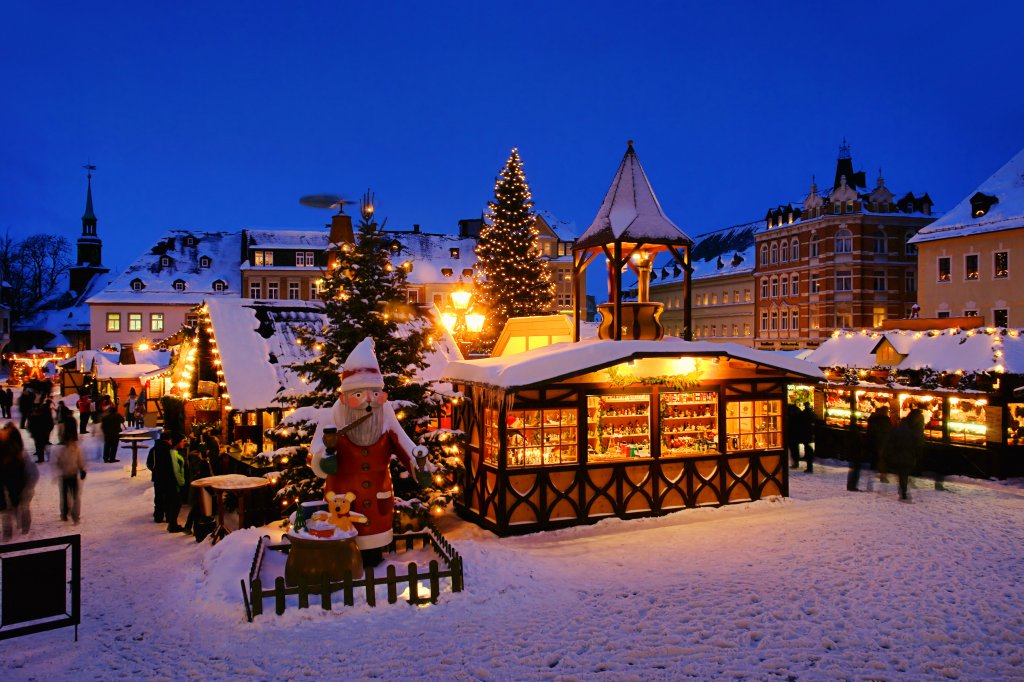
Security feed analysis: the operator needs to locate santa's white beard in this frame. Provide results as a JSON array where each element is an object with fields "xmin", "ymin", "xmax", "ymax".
[{"xmin": 341, "ymin": 403, "xmax": 385, "ymax": 446}]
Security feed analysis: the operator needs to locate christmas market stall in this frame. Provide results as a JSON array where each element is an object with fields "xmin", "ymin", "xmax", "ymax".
[
  {"xmin": 443, "ymin": 337, "xmax": 820, "ymax": 535},
  {"xmin": 805, "ymin": 327, "xmax": 1024, "ymax": 479}
]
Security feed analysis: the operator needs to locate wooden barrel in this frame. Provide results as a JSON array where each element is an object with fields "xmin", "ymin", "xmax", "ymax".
[{"xmin": 597, "ymin": 302, "xmax": 665, "ymax": 340}]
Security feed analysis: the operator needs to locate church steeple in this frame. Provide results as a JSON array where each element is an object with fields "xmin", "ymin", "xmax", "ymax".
[
  {"xmin": 82, "ymin": 163, "xmax": 97, "ymax": 236},
  {"xmin": 70, "ymin": 164, "xmax": 109, "ymax": 296}
]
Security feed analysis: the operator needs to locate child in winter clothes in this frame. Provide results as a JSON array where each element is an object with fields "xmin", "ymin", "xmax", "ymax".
[{"xmin": 55, "ymin": 429, "xmax": 87, "ymax": 523}]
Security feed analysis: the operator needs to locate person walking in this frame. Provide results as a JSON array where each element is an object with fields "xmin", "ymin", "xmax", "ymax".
[
  {"xmin": 125, "ymin": 388, "xmax": 138, "ymax": 428},
  {"xmin": 863, "ymin": 404, "xmax": 892, "ymax": 489},
  {"xmin": 3, "ymin": 388, "xmax": 13, "ymax": 419},
  {"xmin": 0, "ymin": 387, "xmax": 10, "ymax": 419},
  {"xmin": 182, "ymin": 435, "xmax": 213, "ymax": 537},
  {"xmin": 787, "ymin": 402, "xmax": 803, "ymax": 469},
  {"xmin": 76, "ymin": 393, "xmax": 92, "ymax": 434},
  {"xmin": 27, "ymin": 401, "xmax": 55, "ymax": 464},
  {"xmin": 17, "ymin": 389, "xmax": 34, "ymax": 430},
  {"xmin": 5, "ymin": 425, "xmax": 37, "ymax": 535},
  {"xmin": 799, "ymin": 402, "xmax": 816, "ymax": 473},
  {"xmin": 54, "ymin": 428, "xmax": 87, "ymax": 523},
  {"xmin": 887, "ymin": 416, "xmax": 919, "ymax": 502},
  {"xmin": 147, "ymin": 430, "xmax": 172, "ymax": 524},
  {"xmin": 100, "ymin": 405, "xmax": 125, "ymax": 463},
  {"xmin": 0, "ymin": 424, "xmax": 27, "ymax": 541}
]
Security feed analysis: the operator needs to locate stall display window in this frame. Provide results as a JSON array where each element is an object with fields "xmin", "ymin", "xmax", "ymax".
[
  {"xmin": 948, "ymin": 397, "xmax": 987, "ymax": 446},
  {"xmin": 1007, "ymin": 404, "xmax": 1024, "ymax": 446},
  {"xmin": 824, "ymin": 390, "xmax": 852, "ymax": 427},
  {"xmin": 660, "ymin": 391, "xmax": 719, "ymax": 456},
  {"xmin": 899, "ymin": 395, "xmax": 943, "ymax": 442},
  {"xmin": 725, "ymin": 400, "xmax": 782, "ymax": 451},
  {"xmin": 588, "ymin": 394, "xmax": 651, "ymax": 461},
  {"xmin": 854, "ymin": 391, "xmax": 891, "ymax": 428},
  {"xmin": 505, "ymin": 408, "xmax": 578, "ymax": 467},
  {"xmin": 484, "ymin": 407, "xmax": 500, "ymax": 466}
]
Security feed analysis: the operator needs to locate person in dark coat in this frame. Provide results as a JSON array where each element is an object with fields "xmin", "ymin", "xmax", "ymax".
[
  {"xmin": 100, "ymin": 406, "xmax": 125, "ymax": 463},
  {"xmin": 147, "ymin": 431, "xmax": 172, "ymax": 523},
  {"xmin": 851, "ymin": 405, "xmax": 891, "ymax": 491},
  {"xmin": 27, "ymin": 401, "xmax": 55, "ymax": 464},
  {"xmin": 0, "ymin": 388, "xmax": 10, "ymax": 419},
  {"xmin": 17, "ymin": 389, "xmax": 34, "ymax": 429},
  {"xmin": 151, "ymin": 432, "xmax": 186, "ymax": 532},
  {"xmin": 799, "ymin": 402, "xmax": 816, "ymax": 473},
  {"xmin": 182, "ymin": 435, "xmax": 214, "ymax": 537},
  {"xmin": 0, "ymin": 425, "xmax": 27, "ymax": 541},
  {"xmin": 787, "ymin": 402, "xmax": 803, "ymax": 469},
  {"xmin": 887, "ymin": 416, "xmax": 920, "ymax": 501},
  {"xmin": 76, "ymin": 393, "xmax": 92, "ymax": 434}
]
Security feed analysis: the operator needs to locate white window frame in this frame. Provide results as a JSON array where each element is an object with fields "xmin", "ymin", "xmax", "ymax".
[
  {"xmin": 128, "ymin": 313, "xmax": 142, "ymax": 332},
  {"xmin": 249, "ymin": 282, "xmax": 262, "ymax": 298},
  {"xmin": 835, "ymin": 229, "xmax": 853, "ymax": 254},
  {"xmin": 173, "ymin": 280, "xmax": 186, "ymax": 292},
  {"xmin": 836, "ymin": 271, "xmax": 852, "ymax": 291},
  {"xmin": 150, "ymin": 313, "xmax": 164, "ymax": 333},
  {"xmin": 288, "ymin": 282, "xmax": 300, "ymax": 300},
  {"xmin": 791, "ymin": 238, "xmax": 799, "ymax": 261},
  {"xmin": 267, "ymin": 282, "xmax": 280, "ymax": 299},
  {"xmin": 106, "ymin": 312, "xmax": 120, "ymax": 332}
]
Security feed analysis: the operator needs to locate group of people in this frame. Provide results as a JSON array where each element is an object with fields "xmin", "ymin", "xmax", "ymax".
[
  {"xmin": 852, "ymin": 402, "xmax": 928, "ymax": 501},
  {"xmin": 147, "ymin": 427, "xmax": 220, "ymax": 538}
]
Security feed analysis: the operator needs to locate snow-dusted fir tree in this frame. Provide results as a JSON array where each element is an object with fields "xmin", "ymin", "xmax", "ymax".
[
  {"xmin": 271, "ymin": 193, "xmax": 463, "ymax": 520},
  {"xmin": 474, "ymin": 148, "xmax": 556, "ymax": 350}
]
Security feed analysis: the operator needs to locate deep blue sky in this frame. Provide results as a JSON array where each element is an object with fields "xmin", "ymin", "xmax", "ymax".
[{"xmin": 4, "ymin": 1, "xmax": 1024, "ymax": 297}]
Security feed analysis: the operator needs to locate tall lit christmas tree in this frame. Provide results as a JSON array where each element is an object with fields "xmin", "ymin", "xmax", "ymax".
[
  {"xmin": 272, "ymin": 192, "xmax": 463, "ymax": 521},
  {"xmin": 474, "ymin": 148, "xmax": 556, "ymax": 350}
]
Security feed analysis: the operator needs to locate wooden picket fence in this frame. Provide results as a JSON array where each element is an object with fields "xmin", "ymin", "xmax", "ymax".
[{"xmin": 242, "ymin": 522, "xmax": 464, "ymax": 620}]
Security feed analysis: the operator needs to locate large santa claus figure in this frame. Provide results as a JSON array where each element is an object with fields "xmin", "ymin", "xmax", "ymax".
[{"xmin": 309, "ymin": 337, "xmax": 425, "ymax": 565}]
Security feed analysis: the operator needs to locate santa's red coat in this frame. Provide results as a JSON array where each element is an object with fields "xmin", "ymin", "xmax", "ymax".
[{"xmin": 323, "ymin": 429, "xmax": 416, "ymax": 549}]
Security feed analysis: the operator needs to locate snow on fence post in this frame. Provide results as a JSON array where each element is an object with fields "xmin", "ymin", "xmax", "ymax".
[
  {"xmin": 387, "ymin": 565, "xmax": 398, "ymax": 604},
  {"xmin": 274, "ymin": 577, "xmax": 286, "ymax": 615},
  {"xmin": 365, "ymin": 565, "xmax": 377, "ymax": 607}
]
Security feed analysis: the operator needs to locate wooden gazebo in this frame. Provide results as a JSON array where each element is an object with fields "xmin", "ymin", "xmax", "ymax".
[{"xmin": 572, "ymin": 141, "xmax": 694, "ymax": 341}]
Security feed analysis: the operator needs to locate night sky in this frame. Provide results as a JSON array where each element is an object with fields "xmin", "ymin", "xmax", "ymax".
[{"xmin": 4, "ymin": 1, "xmax": 1024, "ymax": 296}]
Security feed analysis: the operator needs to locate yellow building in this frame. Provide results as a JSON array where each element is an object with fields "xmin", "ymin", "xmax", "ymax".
[{"xmin": 911, "ymin": 147, "xmax": 1024, "ymax": 326}]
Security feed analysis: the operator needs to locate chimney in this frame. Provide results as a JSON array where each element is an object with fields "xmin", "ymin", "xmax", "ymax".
[
  {"xmin": 118, "ymin": 344, "xmax": 137, "ymax": 366},
  {"xmin": 413, "ymin": 224, "xmax": 420, "ymax": 233},
  {"xmin": 329, "ymin": 213, "xmax": 354, "ymax": 244}
]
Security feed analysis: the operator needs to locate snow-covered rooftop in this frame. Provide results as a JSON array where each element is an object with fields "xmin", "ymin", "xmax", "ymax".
[
  {"xmin": 245, "ymin": 229, "xmax": 329, "ymax": 249},
  {"xmin": 909, "ymin": 147, "xmax": 1024, "ymax": 244},
  {"xmin": 576, "ymin": 142, "xmax": 692, "ymax": 249},
  {"xmin": 806, "ymin": 327, "xmax": 1024, "ymax": 374},
  {"xmin": 443, "ymin": 337, "xmax": 820, "ymax": 390},
  {"xmin": 88, "ymin": 230, "xmax": 242, "ymax": 305},
  {"xmin": 388, "ymin": 232, "xmax": 480, "ymax": 285}
]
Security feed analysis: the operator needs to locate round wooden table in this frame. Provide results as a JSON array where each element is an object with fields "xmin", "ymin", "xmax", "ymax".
[
  {"xmin": 191, "ymin": 475, "xmax": 272, "ymax": 544},
  {"xmin": 119, "ymin": 430, "xmax": 156, "ymax": 477}
]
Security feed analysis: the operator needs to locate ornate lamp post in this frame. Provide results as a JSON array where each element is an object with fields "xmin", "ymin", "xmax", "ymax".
[{"xmin": 442, "ymin": 278, "xmax": 486, "ymax": 355}]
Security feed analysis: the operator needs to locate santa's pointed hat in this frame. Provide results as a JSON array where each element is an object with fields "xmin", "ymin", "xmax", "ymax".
[{"xmin": 341, "ymin": 337, "xmax": 384, "ymax": 392}]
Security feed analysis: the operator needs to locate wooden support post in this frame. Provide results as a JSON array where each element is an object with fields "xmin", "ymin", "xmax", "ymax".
[
  {"xmin": 387, "ymin": 565, "xmax": 398, "ymax": 604},
  {"xmin": 428, "ymin": 560, "xmax": 440, "ymax": 604},
  {"xmin": 251, "ymin": 577, "xmax": 262, "ymax": 616},
  {"xmin": 320, "ymin": 575, "xmax": 332, "ymax": 611},
  {"xmin": 365, "ymin": 565, "xmax": 376, "ymax": 607},
  {"xmin": 408, "ymin": 563, "xmax": 420, "ymax": 604},
  {"xmin": 275, "ymin": 577, "xmax": 286, "ymax": 616}
]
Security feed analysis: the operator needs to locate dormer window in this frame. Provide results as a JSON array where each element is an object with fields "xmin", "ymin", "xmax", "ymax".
[
  {"xmin": 970, "ymin": 192, "xmax": 998, "ymax": 218},
  {"xmin": 160, "ymin": 256, "xmax": 171, "ymax": 268},
  {"xmin": 185, "ymin": 236, "xmax": 195, "ymax": 247},
  {"xmin": 450, "ymin": 248, "xmax": 460, "ymax": 259},
  {"xmin": 441, "ymin": 267, "xmax": 454, "ymax": 278},
  {"xmin": 199, "ymin": 256, "xmax": 211, "ymax": 269},
  {"xmin": 462, "ymin": 268, "xmax": 474, "ymax": 279},
  {"xmin": 172, "ymin": 279, "xmax": 186, "ymax": 292},
  {"xmin": 130, "ymin": 278, "xmax": 145, "ymax": 291},
  {"xmin": 212, "ymin": 279, "xmax": 227, "ymax": 292}
]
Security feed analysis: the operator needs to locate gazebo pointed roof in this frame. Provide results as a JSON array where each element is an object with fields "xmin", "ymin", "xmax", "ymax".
[{"xmin": 576, "ymin": 141, "xmax": 692, "ymax": 250}]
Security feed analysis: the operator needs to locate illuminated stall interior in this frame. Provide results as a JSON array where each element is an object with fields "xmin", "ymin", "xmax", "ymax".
[{"xmin": 445, "ymin": 338, "xmax": 819, "ymax": 535}]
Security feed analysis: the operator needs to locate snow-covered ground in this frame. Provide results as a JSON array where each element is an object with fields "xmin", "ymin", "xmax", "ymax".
[{"xmin": 3, "ymin": 422, "xmax": 1024, "ymax": 680}]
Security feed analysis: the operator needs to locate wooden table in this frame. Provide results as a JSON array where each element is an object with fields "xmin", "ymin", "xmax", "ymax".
[
  {"xmin": 191, "ymin": 475, "xmax": 272, "ymax": 544},
  {"xmin": 119, "ymin": 431, "xmax": 156, "ymax": 477}
]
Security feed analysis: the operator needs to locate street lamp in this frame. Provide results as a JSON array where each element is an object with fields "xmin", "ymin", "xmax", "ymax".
[{"xmin": 442, "ymin": 278, "xmax": 486, "ymax": 354}]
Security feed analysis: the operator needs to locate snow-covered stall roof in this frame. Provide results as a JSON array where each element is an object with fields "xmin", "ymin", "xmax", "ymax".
[
  {"xmin": 576, "ymin": 142, "xmax": 693, "ymax": 250},
  {"xmin": 206, "ymin": 298, "xmax": 463, "ymax": 411},
  {"xmin": 88, "ymin": 230, "xmax": 242, "ymax": 305},
  {"xmin": 806, "ymin": 328, "xmax": 1024, "ymax": 374},
  {"xmin": 442, "ymin": 337, "xmax": 820, "ymax": 390},
  {"xmin": 909, "ymin": 146, "xmax": 1024, "ymax": 244}
]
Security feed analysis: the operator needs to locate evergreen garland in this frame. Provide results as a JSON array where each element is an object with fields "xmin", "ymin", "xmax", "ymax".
[{"xmin": 474, "ymin": 148, "xmax": 556, "ymax": 351}]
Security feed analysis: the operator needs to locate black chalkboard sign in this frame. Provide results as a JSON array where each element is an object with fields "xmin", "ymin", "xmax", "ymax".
[{"xmin": 0, "ymin": 535, "xmax": 80, "ymax": 641}]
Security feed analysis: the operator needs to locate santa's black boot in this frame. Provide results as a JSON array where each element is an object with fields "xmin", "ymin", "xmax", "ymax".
[{"xmin": 360, "ymin": 548, "xmax": 384, "ymax": 567}]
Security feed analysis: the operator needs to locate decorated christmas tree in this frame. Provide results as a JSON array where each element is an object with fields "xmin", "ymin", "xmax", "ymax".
[
  {"xmin": 272, "ymin": 192, "xmax": 462, "ymax": 521},
  {"xmin": 474, "ymin": 148, "xmax": 556, "ymax": 350}
]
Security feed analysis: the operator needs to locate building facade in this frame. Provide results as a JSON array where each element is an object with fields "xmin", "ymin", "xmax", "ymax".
[
  {"xmin": 911, "ymin": 147, "xmax": 1024, "ymax": 326},
  {"xmin": 754, "ymin": 142, "xmax": 935, "ymax": 350}
]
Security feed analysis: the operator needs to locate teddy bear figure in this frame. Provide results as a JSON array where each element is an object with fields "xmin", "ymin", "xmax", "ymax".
[{"xmin": 326, "ymin": 490, "xmax": 368, "ymax": 535}]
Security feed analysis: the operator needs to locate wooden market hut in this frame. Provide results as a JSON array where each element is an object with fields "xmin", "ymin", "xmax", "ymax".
[
  {"xmin": 806, "ymin": 327, "xmax": 1024, "ymax": 479},
  {"xmin": 444, "ymin": 338, "xmax": 820, "ymax": 535}
]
